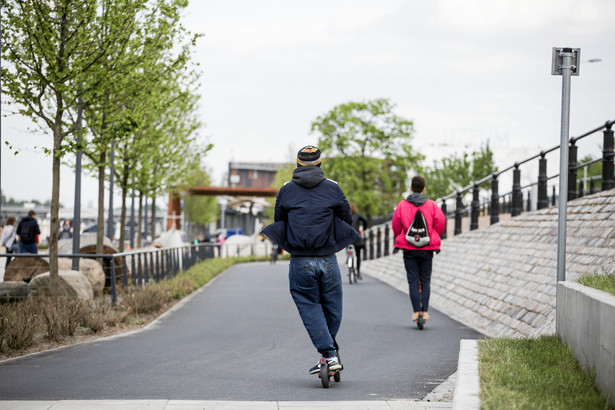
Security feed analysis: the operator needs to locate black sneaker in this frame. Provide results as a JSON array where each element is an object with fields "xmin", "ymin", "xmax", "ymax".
[{"xmin": 309, "ymin": 360, "xmax": 322, "ymax": 374}]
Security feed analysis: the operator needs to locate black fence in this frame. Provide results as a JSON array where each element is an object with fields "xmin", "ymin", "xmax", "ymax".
[
  {"xmin": 0, "ymin": 243, "xmax": 218, "ymax": 304},
  {"xmin": 362, "ymin": 119, "xmax": 614, "ymax": 260}
]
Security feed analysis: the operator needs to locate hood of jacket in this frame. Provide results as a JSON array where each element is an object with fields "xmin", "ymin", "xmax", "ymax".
[
  {"xmin": 405, "ymin": 192, "xmax": 428, "ymax": 207},
  {"xmin": 292, "ymin": 166, "xmax": 325, "ymax": 189}
]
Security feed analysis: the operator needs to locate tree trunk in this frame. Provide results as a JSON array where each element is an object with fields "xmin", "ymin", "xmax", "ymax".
[
  {"xmin": 96, "ymin": 155, "xmax": 106, "ymax": 258},
  {"xmin": 119, "ymin": 165, "xmax": 129, "ymax": 252},
  {"xmin": 137, "ymin": 192, "xmax": 143, "ymax": 248},
  {"xmin": 49, "ymin": 123, "xmax": 63, "ymax": 299},
  {"xmin": 151, "ymin": 195, "xmax": 156, "ymax": 239}
]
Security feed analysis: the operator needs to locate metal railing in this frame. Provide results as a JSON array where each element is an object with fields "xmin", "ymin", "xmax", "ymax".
[
  {"xmin": 361, "ymin": 119, "xmax": 614, "ymax": 260},
  {"xmin": 0, "ymin": 243, "xmax": 219, "ymax": 304}
]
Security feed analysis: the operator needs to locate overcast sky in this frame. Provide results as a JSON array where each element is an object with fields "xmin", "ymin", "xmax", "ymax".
[{"xmin": 1, "ymin": 0, "xmax": 614, "ymax": 208}]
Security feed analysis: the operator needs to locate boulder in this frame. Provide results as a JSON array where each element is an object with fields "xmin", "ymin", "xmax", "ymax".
[
  {"xmin": 57, "ymin": 258, "xmax": 105, "ymax": 297},
  {"xmin": 3, "ymin": 257, "xmax": 49, "ymax": 283},
  {"xmin": 29, "ymin": 271, "xmax": 94, "ymax": 301},
  {"xmin": 58, "ymin": 233, "xmax": 127, "ymax": 289},
  {"xmin": 0, "ymin": 281, "xmax": 30, "ymax": 304},
  {"xmin": 57, "ymin": 232, "xmax": 114, "ymax": 254}
]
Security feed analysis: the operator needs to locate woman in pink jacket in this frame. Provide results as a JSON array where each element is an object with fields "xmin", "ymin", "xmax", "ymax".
[{"xmin": 392, "ymin": 176, "xmax": 446, "ymax": 326}]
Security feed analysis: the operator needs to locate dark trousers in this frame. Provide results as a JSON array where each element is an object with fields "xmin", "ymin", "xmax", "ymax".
[
  {"xmin": 355, "ymin": 245, "xmax": 364, "ymax": 272},
  {"xmin": 5, "ymin": 250, "xmax": 14, "ymax": 268},
  {"xmin": 402, "ymin": 250, "xmax": 434, "ymax": 312}
]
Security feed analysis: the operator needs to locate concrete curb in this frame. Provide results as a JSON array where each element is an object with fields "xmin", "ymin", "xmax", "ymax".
[{"xmin": 452, "ymin": 339, "xmax": 480, "ymax": 410}]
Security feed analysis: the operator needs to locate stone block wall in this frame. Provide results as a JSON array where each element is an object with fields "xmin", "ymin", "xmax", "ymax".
[
  {"xmin": 362, "ymin": 188, "xmax": 615, "ymax": 338},
  {"xmin": 557, "ymin": 281, "xmax": 615, "ymax": 406}
]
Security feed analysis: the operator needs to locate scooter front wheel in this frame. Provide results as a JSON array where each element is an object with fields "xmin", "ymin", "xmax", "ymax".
[{"xmin": 319, "ymin": 359, "xmax": 330, "ymax": 388}]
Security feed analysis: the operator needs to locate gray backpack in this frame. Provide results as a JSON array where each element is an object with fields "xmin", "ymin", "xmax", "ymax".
[{"xmin": 405, "ymin": 208, "xmax": 430, "ymax": 248}]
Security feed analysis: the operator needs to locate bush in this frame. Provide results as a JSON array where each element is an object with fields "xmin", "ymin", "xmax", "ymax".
[
  {"xmin": 40, "ymin": 297, "xmax": 87, "ymax": 341},
  {"xmin": 0, "ymin": 300, "xmax": 40, "ymax": 352},
  {"xmin": 119, "ymin": 283, "xmax": 173, "ymax": 316}
]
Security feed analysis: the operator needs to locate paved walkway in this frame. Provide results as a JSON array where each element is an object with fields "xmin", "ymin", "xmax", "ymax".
[
  {"xmin": 0, "ymin": 259, "xmax": 481, "ymax": 409},
  {"xmin": 0, "ymin": 400, "xmax": 454, "ymax": 409}
]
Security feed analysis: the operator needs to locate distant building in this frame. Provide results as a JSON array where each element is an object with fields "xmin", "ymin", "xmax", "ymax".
[
  {"xmin": 222, "ymin": 162, "xmax": 290, "ymax": 236},
  {"xmin": 228, "ymin": 162, "xmax": 290, "ymax": 188}
]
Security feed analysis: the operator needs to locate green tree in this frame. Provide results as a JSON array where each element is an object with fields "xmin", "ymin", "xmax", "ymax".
[
  {"xmin": 182, "ymin": 166, "xmax": 218, "ymax": 226},
  {"xmin": 310, "ymin": 99, "xmax": 422, "ymax": 223},
  {"xmin": 1, "ymin": 0, "xmax": 143, "ymax": 296},
  {"xmin": 424, "ymin": 142, "xmax": 498, "ymax": 200},
  {"xmin": 77, "ymin": 0, "xmax": 200, "ymax": 252}
]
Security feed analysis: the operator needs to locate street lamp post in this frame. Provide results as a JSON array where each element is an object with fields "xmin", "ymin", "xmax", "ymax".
[{"xmin": 551, "ymin": 47, "xmax": 580, "ymax": 332}]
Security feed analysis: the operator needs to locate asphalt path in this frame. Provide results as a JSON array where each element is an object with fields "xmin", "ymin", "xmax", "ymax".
[{"xmin": 0, "ymin": 258, "xmax": 481, "ymax": 401}]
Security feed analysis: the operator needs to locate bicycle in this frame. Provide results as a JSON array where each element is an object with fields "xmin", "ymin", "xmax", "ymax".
[
  {"xmin": 270, "ymin": 244, "xmax": 279, "ymax": 264},
  {"xmin": 346, "ymin": 244, "xmax": 358, "ymax": 284}
]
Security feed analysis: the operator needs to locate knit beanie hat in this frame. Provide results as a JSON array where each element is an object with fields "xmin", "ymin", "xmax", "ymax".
[{"xmin": 296, "ymin": 145, "xmax": 322, "ymax": 167}]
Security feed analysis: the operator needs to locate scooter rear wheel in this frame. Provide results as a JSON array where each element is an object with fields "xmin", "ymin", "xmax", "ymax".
[{"xmin": 416, "ymin": 314, "xmax": 424, "ymax": 330}]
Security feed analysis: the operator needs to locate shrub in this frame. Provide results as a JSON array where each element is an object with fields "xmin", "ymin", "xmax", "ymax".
[
  {"xmin": 119, "ymin": 284, "xmax": 172, "ymax": 316},
  {"xmin": 0, "ymin": 300, "xmax": 40, "ymax": 352},
  {"xmin": 40, "ymin": 297, "xmax": 86, "ymax": 341}
]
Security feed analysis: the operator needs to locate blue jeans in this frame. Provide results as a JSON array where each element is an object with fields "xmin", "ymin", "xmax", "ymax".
[
  {"xmin": 20, "ymin": 242, "xmax": 38, "ymax": 254},
  {"xmin": 403, "ymin": 250, "xmax": 433, "ymax": 312},
  {"xmin": 289, "ymin": 254, "xmax": 342, "ymax": 358}
]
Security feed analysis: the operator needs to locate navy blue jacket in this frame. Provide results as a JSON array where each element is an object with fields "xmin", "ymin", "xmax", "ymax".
[{"xmin": 262, "ymin": 166, "xmax": 359, "ymax": 256}]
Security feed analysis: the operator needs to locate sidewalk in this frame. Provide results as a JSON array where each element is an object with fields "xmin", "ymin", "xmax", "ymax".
[
  {"xmin": 0, "ymin": 400, "xmax": 453, "ymax": 409},
  {"xmin": 0, "ymin": 256, "xmax": 481, "ymax": 410}
]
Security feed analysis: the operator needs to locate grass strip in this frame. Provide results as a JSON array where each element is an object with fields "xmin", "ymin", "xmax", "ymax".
[
  {"xmin": 478, "ymin": 335, "xmax": 613, "ymax": 409},
  {"xmin": 577, "ymin": 273, "xmax": 615, "ymax": 297}
]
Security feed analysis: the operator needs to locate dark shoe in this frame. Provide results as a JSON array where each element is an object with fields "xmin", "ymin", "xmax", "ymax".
[{"xmin": 309, "ymin": 361, "xmax": 321, "ymax": 375}]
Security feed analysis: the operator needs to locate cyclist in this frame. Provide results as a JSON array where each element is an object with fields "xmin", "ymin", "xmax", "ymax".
[{"xmin": 349, "ymin": 203, "xmax": 367, "ymax": 279}]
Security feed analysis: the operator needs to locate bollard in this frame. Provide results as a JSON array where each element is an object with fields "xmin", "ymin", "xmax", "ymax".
[
  {"xmin": 512, "ymin": 164, "xmax": 522, "ymax": 217},
  {"xmin": 552, "ymin": 185, "xmax": 557, "ymax": 206},
  {"xmin": 538, "ymin": 154, "xmax": 548, "ymax": 209},
  {"xmin": 122, "ymin": 257, "xmax": 128, "ymax": 288},
  {"xmin": 470, "ymin": 184, "xmax": 479, "ymax": 230},
  {"xmin": 369, "ymin": 229, "xmax": 375, "ymax": 260},
  {"xmin": 441, "ymin": 200, "xmax": 448, "ymax": 239},
  {"xmin": 490, "ymin": 175, "xmax": 499, "ymax": 225},
  {"xmin": 144, "ymin": 250, "xmax": 150, "ymax": 283},
  {"xmin": 131, "ymin": 254, "xmax": 137, "ymax": 287},
  {"xmin": 602, "ymin": 122, "xmax": 614, "ymax": 191},
  {"xmin": 568, "ymin": 139, "xmax": 578, "ymax": 201},
  {"xmin": 110, "ymin": 257, "xmax": 117, "ymax": 305},
  {"xmin": 384, "ymin": 224, "xmax": 390, "ymax": 256},
  {"xmin": 454, "ymin": 192, "xmax": 463, "ymax": 235}
]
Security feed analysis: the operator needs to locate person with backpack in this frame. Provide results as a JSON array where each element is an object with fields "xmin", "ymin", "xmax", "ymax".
[
  {"xmin": 392, "ymin": 176, "xmax": 445, "ymax": 326},
  {"xmin": 16, "ymin": 210, "xmax": 41, "ymax": 254},
  {"xmin": 262, "ymin": 145, "xmax": 359, "ymax": 376}
]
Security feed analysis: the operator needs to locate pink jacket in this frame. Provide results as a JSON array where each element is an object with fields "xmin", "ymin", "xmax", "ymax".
[{"xmin": 392, "ymin": 194, "xmax": 446, "ymax": 251}]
